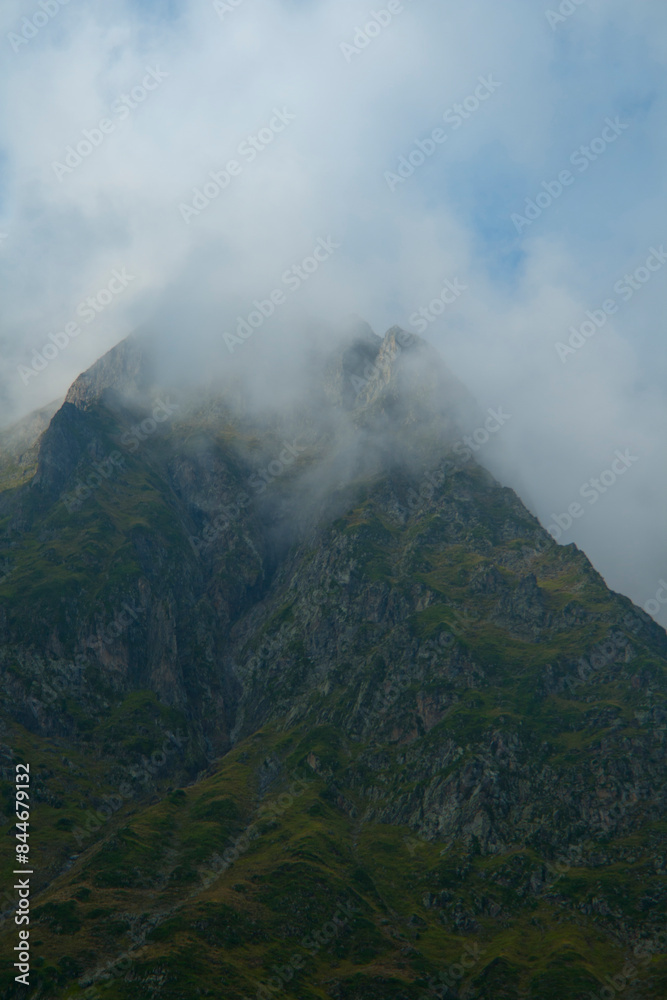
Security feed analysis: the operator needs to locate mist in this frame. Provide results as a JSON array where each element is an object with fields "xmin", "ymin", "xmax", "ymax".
[{"xmin": 0, "ymin": 0, "xmax": 666, "ymax": 623}]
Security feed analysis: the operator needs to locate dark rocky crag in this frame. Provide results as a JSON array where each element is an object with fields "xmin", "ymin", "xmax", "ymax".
[{"xmin": 0, "ymin": 325, "xmax": 664, "ymax": 999}]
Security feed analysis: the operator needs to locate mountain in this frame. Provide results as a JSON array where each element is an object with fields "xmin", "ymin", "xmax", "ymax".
[
  {"xmin": 0, "ymin": 326, "xmax": 665, "ymax": 1000},
  {"xmin": 0, "ymin": 399, "xmax": 62, "ymax": 494}
]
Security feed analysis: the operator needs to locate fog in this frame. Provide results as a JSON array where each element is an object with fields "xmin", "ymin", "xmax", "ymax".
[{"xmin": 0, "ymin": 0, "xmax": 666, "ymax": 622}]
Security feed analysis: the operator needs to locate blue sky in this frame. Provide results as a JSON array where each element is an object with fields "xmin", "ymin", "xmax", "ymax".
[{"xmin": 0, "ymin": 0, "xmax": 666, "ymax": 620}]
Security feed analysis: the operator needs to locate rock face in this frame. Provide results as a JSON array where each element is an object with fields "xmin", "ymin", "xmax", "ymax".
[
  {"xmin": 63, "ymin": 334, "xmax": 155, "ymax": 411},
  {"xmin": 0, "ymin": 397, "xmax": 62, "ymax": 492},
  {"xmin": 0, "ymin": 325, "xmax": 665, "ymax": 999}
]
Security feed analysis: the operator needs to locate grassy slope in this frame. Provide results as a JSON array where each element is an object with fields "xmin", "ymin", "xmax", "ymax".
[
  {"xmin": 0, "ymin": 723, "xmax": 664, "ymax": 999},
  {"xmin": 0, "ymin": 416, "xmax": 665, "ymax": 997}
]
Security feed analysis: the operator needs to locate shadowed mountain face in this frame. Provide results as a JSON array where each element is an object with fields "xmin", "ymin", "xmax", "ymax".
[
  {"xmin": 0, "ymin": 398, "xmax": 62, "ymax": 494},
  {"xmin": 0, "ymin": 327, "xmax": 665, "ymax": 999}
]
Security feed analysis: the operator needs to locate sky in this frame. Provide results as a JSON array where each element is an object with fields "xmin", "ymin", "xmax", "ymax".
[{"xmin": 0, "ymin": 0, "xmax": 666, "ymax": 622}]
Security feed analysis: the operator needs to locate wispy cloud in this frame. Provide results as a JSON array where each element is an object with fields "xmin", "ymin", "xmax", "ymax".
[{"xmin": 0, "ymin": 0, "xmax": 666, "ymax": 622}]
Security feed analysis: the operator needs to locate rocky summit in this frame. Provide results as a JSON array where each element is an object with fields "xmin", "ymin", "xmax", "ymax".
[{"xmin": 0, "ymin": 324, "xmax": 665, "ymax": 1000}]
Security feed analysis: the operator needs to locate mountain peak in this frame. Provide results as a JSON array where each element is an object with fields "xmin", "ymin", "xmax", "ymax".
[{"xmin": 64, "ymin": 332, "xmax": 155, "ymax": 411}]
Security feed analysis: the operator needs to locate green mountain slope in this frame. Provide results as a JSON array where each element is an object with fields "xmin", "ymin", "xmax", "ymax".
[{"xmin": 0, "ymin": 327, "xmax": 664, "ymax": 999}]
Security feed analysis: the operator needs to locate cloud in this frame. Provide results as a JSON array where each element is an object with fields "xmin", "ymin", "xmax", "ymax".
[{"xmin": 0, "ymin": 0, "xmax": 666, "ymax": 621}]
